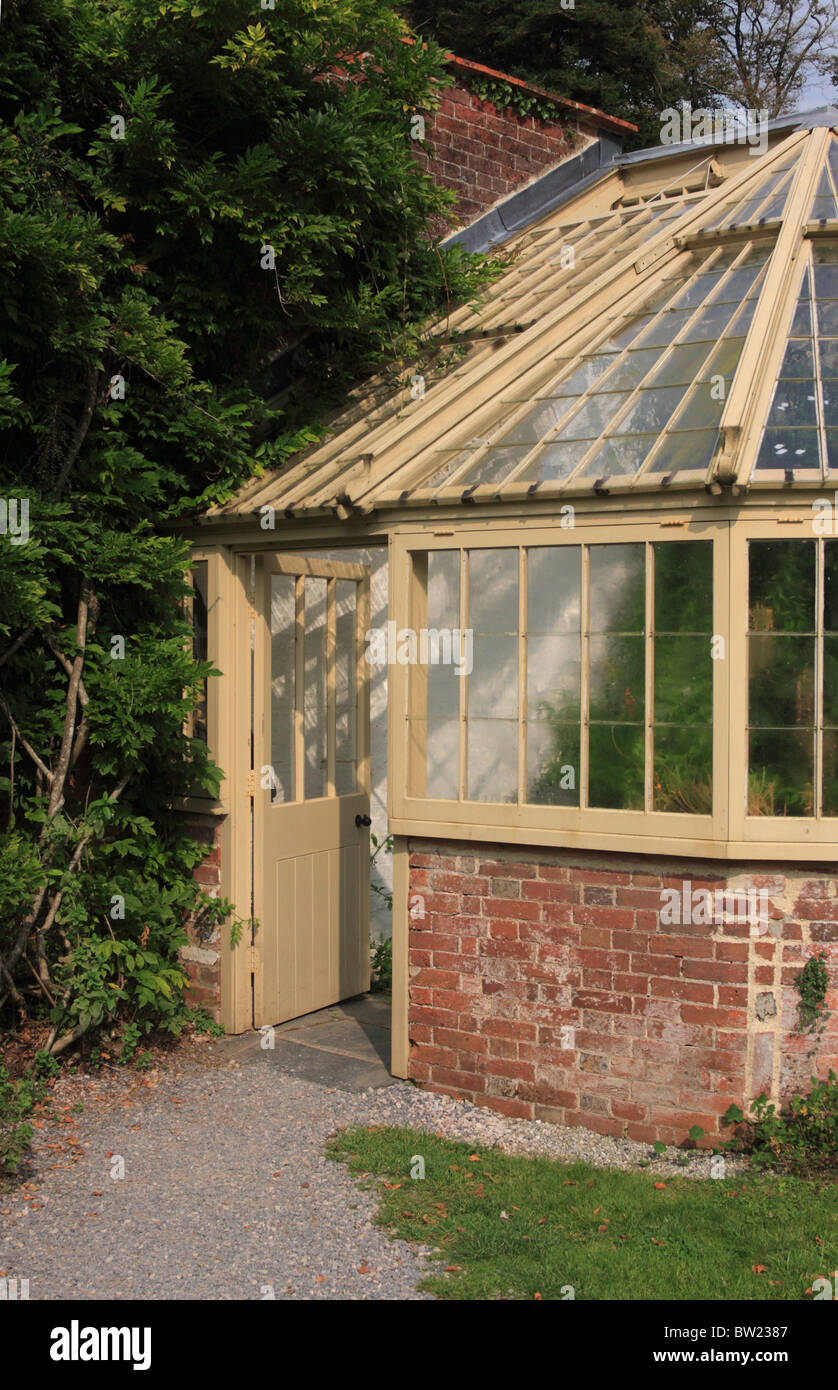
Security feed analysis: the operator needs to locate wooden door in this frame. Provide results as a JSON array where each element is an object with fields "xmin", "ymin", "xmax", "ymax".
[{"xmin": 252, "ymin": 555, "xmax": 371, "ymax": 1026}]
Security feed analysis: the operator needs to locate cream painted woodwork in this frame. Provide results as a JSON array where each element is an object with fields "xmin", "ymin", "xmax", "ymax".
[{"xmin": 252, "ymin": 554, "xmax": 371, "ymax": 1026}]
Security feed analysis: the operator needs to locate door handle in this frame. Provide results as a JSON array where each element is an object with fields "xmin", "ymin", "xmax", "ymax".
[{"xmin": 355, "ymin": 814, "xmax": 371, "ymax": 827}]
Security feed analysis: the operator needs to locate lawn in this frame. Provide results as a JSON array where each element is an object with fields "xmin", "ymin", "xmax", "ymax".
[{"xmin": 328, "ymin": 1126, "xmax": 838, "ymax": 1300}]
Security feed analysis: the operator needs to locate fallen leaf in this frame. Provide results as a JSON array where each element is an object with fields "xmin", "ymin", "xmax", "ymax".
[
  {"xmin": 468, "ymin": 1155, "xmax": 481, "ymax": 1162},
  {"xmin": 597, "ymin": 1224, "xmax": 608, "ymax": 1234},
  {"xmin": 593, "ymin": 1206, "xmax": 602, "ymax": 1215},
  {"xmin": 534, "ymin": 1292, "xmax": 542, "ymax": 1301},
  {"xmin": 752, "ymin": 1264, "xmax": 766, "ymax": 1274},
  {"xmin": 654, "ymin": 1182, "xmax": 666, "ymax": 1190},
  {"xmin": 315, "ymin": 1276, "xmax": 326, "ymax": 1284},
  {"xmin": 358, "ymin": 1263, "xmax": 371, "ymax": 1274}
]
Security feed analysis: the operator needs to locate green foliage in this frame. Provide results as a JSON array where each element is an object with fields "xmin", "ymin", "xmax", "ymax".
[
  {"xmin": 371, "ymin": 935, "xmax": 393, "ymax": 993},
  {"xmin": 0, "ymin": 0, "xmax": 485, "ymax": 1054},
  {"xmin": 467, "ymin": 76, "xmax": 579, "ymax": 132},
  {"xmin": 407, "ymin": 0, "xmax": 727, "ymax": 150},
  {"xmin": 724, "ymin": 1072, "xmax": 838, "ymax": 1173},
  {"xmin": 794, "ymin": 952, "xmax": 830, "ymax": 1036},
  {"xmin": 370, "ymin": 831, "xmax": 394, "ymax": 914},
  {"xmin": 0, "ymin": 1058, "xmax": 54, "ymax": 1174}
]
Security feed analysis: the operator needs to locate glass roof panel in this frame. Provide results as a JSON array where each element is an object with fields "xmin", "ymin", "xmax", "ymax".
[
  {"xmin": 753, "ymin": 243, "xmax": 838, "ymax": 482},
  {"xmin": 704, "ymin": 157, "xmax": 799, "ymax": 231},
  {"xmin": 652, "ymin": 429, "xmax": 720, "ymax": 475},
  {"xmin": 480, "ymin": 244, "xmax": 766, "ymax": 491},
  {"xmin": 810, "ymin": 168, "xmax": 838, "ymax": 222}
]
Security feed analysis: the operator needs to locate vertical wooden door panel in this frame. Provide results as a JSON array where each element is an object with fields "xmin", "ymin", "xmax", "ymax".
[{"xmin": 254, "ymin": 555, "xmax": 371, "ymax": 1027}]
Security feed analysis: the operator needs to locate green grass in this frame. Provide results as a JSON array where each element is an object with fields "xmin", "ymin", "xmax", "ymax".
[{"xmin": 327, "ymin": 1126, "xmax": 838, "ymax": 1300}]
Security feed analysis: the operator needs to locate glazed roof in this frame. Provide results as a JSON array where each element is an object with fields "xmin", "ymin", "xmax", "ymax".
[{"xmin": 210, "ymin": 117, "xmax": 838, "ymax": 521}]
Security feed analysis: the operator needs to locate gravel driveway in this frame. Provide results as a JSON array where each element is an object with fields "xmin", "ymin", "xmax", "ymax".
[{"xmin": 0, "ymin": 1033, "xmax": 734, "ymax": 1301}]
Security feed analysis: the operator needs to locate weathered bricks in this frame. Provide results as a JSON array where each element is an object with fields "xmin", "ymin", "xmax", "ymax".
[{"xmin": 406, "ymin": 840, "xmax": 838, "ymax": 1144}]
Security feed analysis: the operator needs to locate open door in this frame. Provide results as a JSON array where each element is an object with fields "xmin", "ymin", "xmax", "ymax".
[{"xmin": 252, "ymin": 554, "xmax": 371, "ymax": 1027}]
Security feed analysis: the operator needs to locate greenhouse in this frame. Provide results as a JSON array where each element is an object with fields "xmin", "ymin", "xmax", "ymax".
[{"xmin": 184, "ymin": 110, "xmax": 838, "ymax": 1143}]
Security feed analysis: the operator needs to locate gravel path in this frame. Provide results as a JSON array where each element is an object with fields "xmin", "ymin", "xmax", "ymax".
[{"xmin": 0, "ymin": 1046, "xmax": 740, "ymax": 1301}]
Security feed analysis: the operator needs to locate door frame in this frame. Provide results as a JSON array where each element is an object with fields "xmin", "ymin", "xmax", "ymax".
[{"xmin": 250, "ymin": 551, "xmax": 372, "ymax": 1027}]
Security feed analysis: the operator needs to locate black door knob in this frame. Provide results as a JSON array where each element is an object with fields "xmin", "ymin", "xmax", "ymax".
[{"xmin": 355, "ymin": 813, "xmax": 371, "ymax": 827}]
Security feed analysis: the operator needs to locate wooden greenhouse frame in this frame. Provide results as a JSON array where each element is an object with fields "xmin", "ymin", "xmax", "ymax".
[{"xmin": 181, "ymin": 117, "xmax": 838, "ymax": 1070}]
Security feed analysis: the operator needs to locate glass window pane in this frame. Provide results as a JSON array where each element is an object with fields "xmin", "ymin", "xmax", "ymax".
[
  {"xmin": 527, "ymin": 547, "xmax": 581, "ymax": 633},
  {"xmin": 590, "ymin": 545, "xmax": 644, "ymax": 632},
  {"xmin": 471, "ymin": 634, "xmax": 518, "ymax": 719},
  {"xmin": 590, "ymin": 349, "xmax": 660, "ymax": 391},
  {"xmin": 589, "ymin": 635, "xmax": 645, "ymax": 722},
  {"xmin": 653, "ymin": 727, "xmax": 712, "ymax": 814},
  {"xmin": 335, "ymin": 579, "xmax": 357, "ymax": 795},
  {"xmin": 190, "ymin": 561, "xmax": 208, "ymax": 746},
  {"xmin": 647, "ymin": 341, "xmax": 711, "ymax": 387},
  {"xmin": 610, "ymin": 386, "xmax": 685, "ymax": 435},
  {"xmin": 518, "ymin": 438, "xmax": 591, "ymax": 483},
  {"xmin": 748, "ymin": 636, "xmax": 815, "ymax": 727},
  {"xmin": 766, "ymin": 379, "xmax": 819, "ymax": 427},
  {"xmin": 527, "ymin": 723, "xmax": 580, "ymax": 806},
  {"xmin": 579, "ymin": 434, "xmax": 653, "ymax": 478},
  {"xmin": 588, "ymin": 724, "xmax": 644, "ymax": 809},
  {"xmin": 467, "ymin": 549, "xmax": 518, "ymax": 802},
  {"xmin": 825, "ymin": 542, "xmax": 838, "ymax": 632},
  {"xmin": 426, "ymin": 550, "xmax": 461, "ymax": 719},
  {"xmin": 303, "ymin": 576, "xmax": 327, "ymax": 800},
  {"xmin": 822, "ymin": 731, "xmax": 838, "ymax": 816},
  {"xmin": 470, "ymin": 549, "xmax": 518, "ymax": 632},
  {"xmin": 654, "ymin": 541, "xmax": 713, "ymax": 632},
  {"xmin": 756, "ymin": 428, "xmax": 821, "ymax": 471},
  {"xmin": 651, "ymin": 429, "xmax": 719, "ymax": 476},
  {"xmin": 654, "ymin": 636, "xmax": 713, "ymax": 724},
  {"xmin": 468, "ymin": 720, "xmax": 517, "ymax": 803},
  {"xmin": 426, "ymin": 720, "xmax": 459, "ymax": 800},
  {"xmin": 748, "ymin": 540, "xmax": 816, "ymax": 631},
  {"xmin": 270, "ymin": 572, "xmax": 296, "ymax": 803},
  {"xmin": 527, "ymin": 634, "xmax": 581, "ymax": 721},
  {"xmin": 748, "ymin": 728, "xmax": 814, "ymax": 816}
]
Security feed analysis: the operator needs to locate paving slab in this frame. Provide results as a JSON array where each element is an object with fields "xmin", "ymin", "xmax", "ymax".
[{"xmin": 217, "ymin": 993, "xmax": 394, "ymax": 1091}]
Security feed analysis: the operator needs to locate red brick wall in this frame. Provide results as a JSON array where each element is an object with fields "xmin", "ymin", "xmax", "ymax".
[
  {"xmin": 407, "ymin": 840, "xmax": 838, "ymax": 1145},
  {"xmin": 182, "ymin": 813, "xmax": 225, "ymax": 1021},
  {"xmin": 413, "ymin": 84, "xmax": 595, "ymax": 229}
]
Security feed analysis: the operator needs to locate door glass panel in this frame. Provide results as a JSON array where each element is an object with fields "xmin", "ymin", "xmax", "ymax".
[
  {"xmin": 335, "ymin": 579, "xmax": 357, "ymax": 795},
  {"xmin": 304, "ymin": 576, "xmax": 327, "ymax": 800},
  {"xmin": 270, "ymin": 573, "xmax": 296, "ymax": 803}
]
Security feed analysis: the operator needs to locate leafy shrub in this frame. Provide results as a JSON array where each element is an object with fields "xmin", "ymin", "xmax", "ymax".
[
  {"xmin": 371, "ymin": 936, "xmax": 393, "ymax": 994},
  {"xmin": 0, "ymin": 1055, "xmax": 55, "ymax": 1175},
  {"xmin": 724, "ymin": 1072, "xmax": 838, "ymax": 1173}
]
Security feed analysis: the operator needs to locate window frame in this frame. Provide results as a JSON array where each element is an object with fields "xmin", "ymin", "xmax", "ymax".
[
  {"xmin": 389, "ymin": 518, "xmax": 729, "ymax": 856},
  {"xmin": 731, "ymin": 513, "xmax": 838, "ymax": 846},
  {"xmin": 179, "ymin": 545, "xmax": 231, "ymax": 814}
]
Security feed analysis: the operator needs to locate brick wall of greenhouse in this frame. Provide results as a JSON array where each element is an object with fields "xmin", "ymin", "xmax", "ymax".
[
  {"xmin": 406, "ymin": 839, "xmax": 838, "ymax": 1145},
  {"xmin": 413, "ymin": 80, "xmax": 597, "ymax": 230}
]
